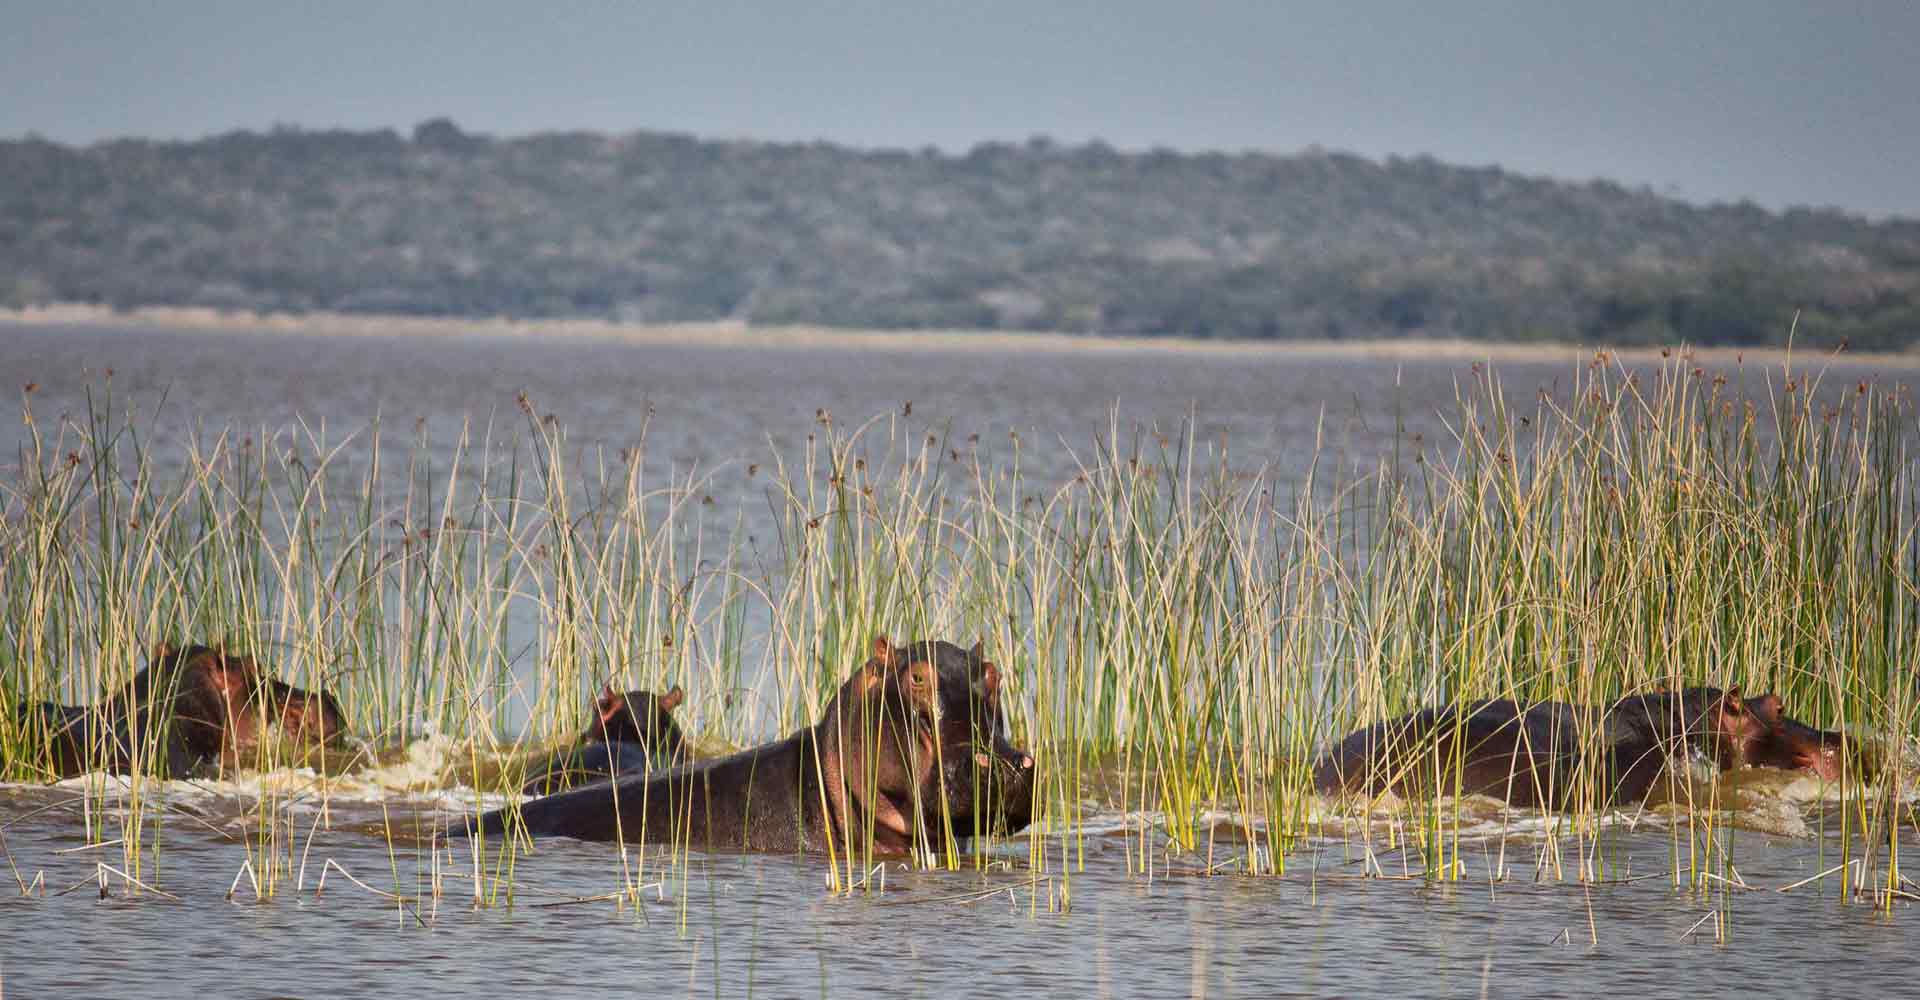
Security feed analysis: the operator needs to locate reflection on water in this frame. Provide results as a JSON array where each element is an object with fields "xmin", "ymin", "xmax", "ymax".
[{"xmin": 4, "ymin": 321, "xmax": 1920, "ymax": 997}]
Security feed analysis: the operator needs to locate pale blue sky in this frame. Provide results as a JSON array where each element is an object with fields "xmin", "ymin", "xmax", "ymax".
[{"xmin": 3, "ymin": 1, "xmax": 1915, "ymax": 217}]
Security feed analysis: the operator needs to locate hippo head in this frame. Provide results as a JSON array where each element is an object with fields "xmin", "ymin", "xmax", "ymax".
[
  {"xmin": 914, "ymin": 640, "xmax": 1036, "ymax": 838},
  {"xmin": 588, "ymin": 683, "xmax": 690, "ymax": 765},
  {"xmin": 830, "ymin": 636, "xmax": 1036, "ymax": 850},
  {"xmin": 165, "ymin": 646, "xmax": 349, "ymax": 757},
  {"xmin": 161, "ymin": 645, "xmax": 260, "ymax": 757},
  {"xmin": 1685, "ymin": 686, "xmax": 1750, "ymax": 770},
  {"xmin": 264, "ymin": 675, "xmax": 350, "ymax": 748},
  {"xmin": 1735, "ymin": 692, "xmax": 1848, "ymax": 781}
]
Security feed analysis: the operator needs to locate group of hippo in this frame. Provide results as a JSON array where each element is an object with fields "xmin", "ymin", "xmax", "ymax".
[
  {"xmin": 4, "ymin": 637, "xmax": 1041, "ymax": 857},
  {"xmin": 457, "ymin": 637, "xmax": 1040, "ymax": 855},
  {"xmin": 464, "ymin": 657, "xmax": 1851, "ymax": 851},
  {"xmin": 5, "ymin": 639, "xmax": 1856, "ymax": 857}
]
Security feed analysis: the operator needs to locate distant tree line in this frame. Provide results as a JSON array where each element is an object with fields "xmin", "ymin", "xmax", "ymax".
[{"xmin": 3, "ymin": 119, "xmax": 1916, "ymax": 348}]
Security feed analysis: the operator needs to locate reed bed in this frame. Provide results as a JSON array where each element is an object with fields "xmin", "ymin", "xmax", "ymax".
[{"xmin": 1, "ymin": 348, "xmax": 1914, "ymax": 908}]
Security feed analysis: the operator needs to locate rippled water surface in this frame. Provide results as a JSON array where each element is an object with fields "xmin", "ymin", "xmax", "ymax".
[
  {"xmin": 4, "ymin": 321, "xmax": 1920, "ymax": 998},
  {"xmin": 2, "ymin": 772, "xmax": 1915, "ymax": 999}
]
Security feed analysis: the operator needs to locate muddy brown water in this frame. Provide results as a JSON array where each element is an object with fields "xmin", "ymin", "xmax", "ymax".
[{"xmin": 3, "ymin": 321, "xmax": 1920, "ymax": 998}]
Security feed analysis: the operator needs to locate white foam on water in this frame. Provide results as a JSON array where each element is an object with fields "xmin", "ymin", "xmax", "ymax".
[
  {"xmin": 15, "ymin": 731, "xmax": 1917, "ymax": 847},
  {"xmin": 1300, "ymin": 760, "xmax": 1914, "ymax": 846},
  {"xmin": 22, "ymin": 733, "xmax": 517, "ymax": 823}
]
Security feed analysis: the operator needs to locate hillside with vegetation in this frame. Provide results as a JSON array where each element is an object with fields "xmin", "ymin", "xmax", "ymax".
[{"xmin": 4, "ymin": 119, "xmax": 1917, "ymax": 347}]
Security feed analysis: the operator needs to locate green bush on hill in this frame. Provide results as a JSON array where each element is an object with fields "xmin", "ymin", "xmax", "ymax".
[{"xmin": 3, "ymin": 121, "xmax": 1916, "ymax": 346}]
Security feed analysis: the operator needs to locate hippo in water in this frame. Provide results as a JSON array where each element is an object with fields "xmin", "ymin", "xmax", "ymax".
[
  {"xmin": 9, "ymin": 644, "xmax": 349, "ymax": 779},
  {"xmin": 453, "ymin": 637, "xmax": 1036, "ymax": 856},
  {"xmin": 9, "ymin": 698, "xmax": 197, "ymax": 779},
  {"xmin": 1312, "ymin": 686, "xmax": 1846, "ymax": 808},
  {"xmin": 519, "ymin": 684, "xmax": 691, "ymax": 795}
]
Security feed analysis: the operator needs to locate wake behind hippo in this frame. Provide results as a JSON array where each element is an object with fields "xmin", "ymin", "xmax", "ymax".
[
  {"xmin": 1313, "ymin": 686, "xmax": 1845, "ymax": 809},
  {"xmin": 454, "ymin": 638, "xmax": 1036, "ymax": 855}
]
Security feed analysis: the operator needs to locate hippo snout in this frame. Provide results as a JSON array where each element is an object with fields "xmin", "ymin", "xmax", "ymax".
[
  {"xmin": 1799, "ymin": 745, "xmax": 1844, "ymax": 781},
  {"xmin": 995, "ymin": 746, "xmax": 1036, "ymax": 835}
]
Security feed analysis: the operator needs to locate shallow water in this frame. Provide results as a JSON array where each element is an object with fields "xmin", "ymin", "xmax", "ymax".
[
  {"xmin": 4, "ymin": 321, "xmax": 1920, "ymax": 997},
  {"xmin": 1, "ymin": 761, "xmax": 1914, "ymax": 999}
]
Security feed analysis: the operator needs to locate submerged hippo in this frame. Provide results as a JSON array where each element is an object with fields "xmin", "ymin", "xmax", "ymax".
[
  {"xmin": 454, "ymin": 637, "xmax": 1036, "ymax": 855},
  {"xmin": 9, "ymin": 644, "xmax": 349, "ymax": 779},
  {"xmin": 8, "ymin": 699, "xmax": 194, "ymax": 778},
  {"xmin": 520, "ymin": 684, "xmax": 691, "ymax": 795},
  {"xmin": 1312, "ymin": 686, "xmax": 1845, "ymax": 808}
]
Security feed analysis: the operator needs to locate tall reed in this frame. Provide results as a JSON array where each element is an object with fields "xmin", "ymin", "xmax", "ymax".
[{"xmin": 2, "ymin": 348, "xmax": 1911, "ymax": 903}]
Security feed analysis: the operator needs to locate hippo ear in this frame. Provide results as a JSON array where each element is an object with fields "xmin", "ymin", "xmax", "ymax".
[
  {"xmin": 1708, "ymin": 689, "xmax": 1747, "ymax": 732},
  {"xmin": 858, "ymin": 636, "xmax": 898, "ymax": 694},
  {"xmin": 659, "ymin": 685, "xmax": 685, "ymax": 712},
  {"xmin": 206, "ymin": 662, "xmax": 247, "ymax": 698},
  {"xmin": 597, "ymin": 684, "xmax": 627, "ymax": 723},
  {"xmin": 970, "ymin": 640, "xmax": 985, "ymax": 659},
  {"xmin": 980, "ymin": 660, "xmax": 1000, "ymax": 699}
]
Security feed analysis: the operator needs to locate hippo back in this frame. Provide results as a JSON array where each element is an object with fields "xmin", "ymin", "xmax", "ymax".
[
  {"xmin": 520, "ymin": 740, "xmax": 663, "ymax": 796},
  {"xmin": 1313, "ymin": 699, "xmax": 1589, "ymax": 807}
]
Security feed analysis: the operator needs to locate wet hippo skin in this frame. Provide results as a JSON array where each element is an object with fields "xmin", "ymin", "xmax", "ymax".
[{"xmin": 1313, "ymin": 686, "xmax": 1846, "ymax": 808}]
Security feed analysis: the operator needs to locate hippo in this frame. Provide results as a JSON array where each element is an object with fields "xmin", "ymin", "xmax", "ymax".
[
  {"xmin": 10, "ymin": 644, "xmax": 349, "ymax": 779},
  {"xmin": 454, "ymin": 637, "xmax": 1036, "ymax": 856},
  {"xmin": 1739, "ymin": 692, "xmax": 1853, "ymax": 778},
  {"xmin": 1312, "ymin": 686, "xmax": 1845, "ymax": 809},
  {"xmin": 8, "ymin": 699, "xmax": 197, "ymax": 780},
  {"xmin": 520, "ymin": 684, "xmax": 691, "ymax": 795}
]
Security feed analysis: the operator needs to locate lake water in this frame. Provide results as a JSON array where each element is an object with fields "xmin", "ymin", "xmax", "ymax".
[
  {"xmin": 1, "ymin": 319, "xmax": 1487, "ymax": 508},
  {"xmin": 3, "ymin": 319, "xmax": 1918, "ymax": 998}
]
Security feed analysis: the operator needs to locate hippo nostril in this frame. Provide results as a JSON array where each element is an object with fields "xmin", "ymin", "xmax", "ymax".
[{"xmin": 974, "ymin": 751, "xmax": 992, "ymax": 768}]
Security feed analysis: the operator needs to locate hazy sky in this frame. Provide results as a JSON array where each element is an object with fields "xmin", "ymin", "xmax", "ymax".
[{"xmin": 3, "ymin": 1, "xmax": 1915, "ymax": 217}]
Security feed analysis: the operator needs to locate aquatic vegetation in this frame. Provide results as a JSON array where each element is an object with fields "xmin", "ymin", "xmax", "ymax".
[{"xmin": 1, "ymin": 347, "xmax": 1915, "ymax": 912}]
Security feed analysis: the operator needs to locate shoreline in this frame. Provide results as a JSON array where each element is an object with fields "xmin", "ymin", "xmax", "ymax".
[{"xmin": 5, "ymin": 301, "xmax": 1916, "ymax": 369}]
